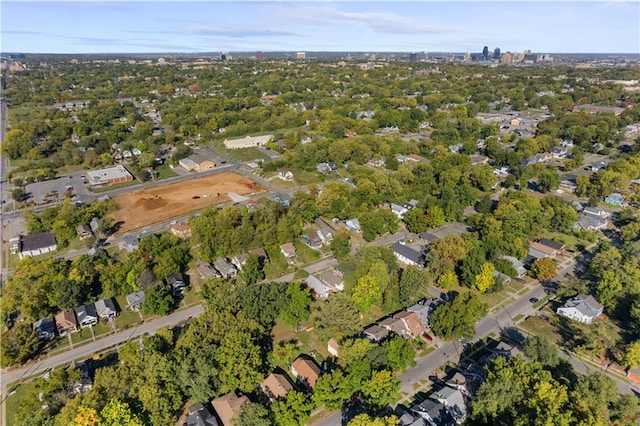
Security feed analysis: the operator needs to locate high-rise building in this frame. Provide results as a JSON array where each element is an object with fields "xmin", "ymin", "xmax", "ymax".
[
  {"xmin": 296, "ymin": 52, "xmax": 306, "ymax": 60},
  {"xmin": 409, "ymin": 52, "xmax": 417, "ymax": 63},
  {"xmin": 493, "ymin": 47, "xmax": 501, "ymax": 60},
  {"xmin": 482, "ymin": 46, "xmax": 489, "ymax": 61}
]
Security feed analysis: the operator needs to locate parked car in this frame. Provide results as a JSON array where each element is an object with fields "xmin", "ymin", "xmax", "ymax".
[{"xmin": 422, "ymin": 332, "xmax": 433, "ymax": 342}]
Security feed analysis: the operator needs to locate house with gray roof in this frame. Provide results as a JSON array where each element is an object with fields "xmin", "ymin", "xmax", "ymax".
[
  {"xmin": 407, "ymin": 299, "xmax": 437, "ymax": 328},
  {"xmin": 305, "ymin": 275, "xmax": 332, "ymax": 299},
  {"xmin": 19, "ymin": 232, "xmax": 57, "ymax": 259},
  {"xmin": 557, "ymin": 295, "xmax": 603, "ymax": 324},
  {"xmin": 126, "ymin": 291, "xmax": 145, "ymax": 312},
  {"xmin": 75, "ymin": 304, "xmax": 98, "ymax": 328},
  {"xmin": 363, "ymin": 324, "xmax": 390, "ymax": 342},
  {"xmin": 33, "ymin": 317, "xmax": 56, "ymax": 341},
  {"xmin": 392, "ymin": 242, "xmax": 425, "ymax": 267},
  {"xmin": 573, "ymin": 211, "xmax": 608, "ymax": 231},
  {"xmin": 94, "ymin": 298, "xmax": 118, "ymax": 319},
  {"xmin": 121, "ymin": 234, "xmax": 140, "ymax": 252},
  {"xmin": 499, "ymin": 256, "xmax": 527, "ymax": 277},
  {"xmin": 213, "ymin": 257, "xmax": 237, "ymax": 279}
]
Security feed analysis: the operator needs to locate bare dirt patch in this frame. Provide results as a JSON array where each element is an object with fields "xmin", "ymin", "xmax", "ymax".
[{"xmin": 110, "ymin": 172, "xmax": 263, "ymax": 233}]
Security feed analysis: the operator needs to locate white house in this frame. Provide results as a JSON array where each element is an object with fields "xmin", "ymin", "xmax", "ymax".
[
  {"xmin": 18, "ymin": 232, "xmax": 57, "ymax": 259},
  {"xmin": 557, "ymin": 295, "xmax": 603, "ymax": 324},
  {"xmin": 392, "ymin": 242, "xmax": 425, "ymax": 267},
  {"xmin": 277, "ymin": 170, "xmax": 294, "ymax": 181}
]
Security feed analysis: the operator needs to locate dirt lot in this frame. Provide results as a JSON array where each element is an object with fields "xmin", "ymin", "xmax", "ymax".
[{"xmin": 110, "ymin": 172, "xmax": 262, "ymax": 233}]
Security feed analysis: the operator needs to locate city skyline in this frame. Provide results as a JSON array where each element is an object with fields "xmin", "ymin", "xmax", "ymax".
[{"xmin": 1, "ymin": 1, "xmax": 639, "ymax": 54}]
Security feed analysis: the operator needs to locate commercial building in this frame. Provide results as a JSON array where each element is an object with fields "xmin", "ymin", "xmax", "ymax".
[
  {"xmin": 223, "ymin": 135, "xmax": 273, "ymax": 150},
  {"xmin": 19, "ymin": 232, "xmax": 57, "ymax": 259},
  {"xmin": 86, "ymin": 165, "xmax": 133, "ymax": 186}
]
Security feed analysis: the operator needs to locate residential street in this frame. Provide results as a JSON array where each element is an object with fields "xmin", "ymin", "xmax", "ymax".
[{"xmin": 0, "ymin": 304, "xmax": 204, "ymax": 388}]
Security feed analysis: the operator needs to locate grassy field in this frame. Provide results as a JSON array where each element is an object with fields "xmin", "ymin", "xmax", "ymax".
[
  {"xmin": 4, "ymin": 380, "xmax": 36, "ymax": 426},
  {"xmin": 155, "ymin": 164, "xmax": 178, "ymax": 180},
  {"xmin": 293, "ymin": 240, "xmax": 321, "ymax": 264},
  {"xmin": 519, "ymin": 316, "xmax": 562, "ymax": 343},
  {"xmin": 263, "ymin": 246, "xmax": 294, "ymax": 279}
]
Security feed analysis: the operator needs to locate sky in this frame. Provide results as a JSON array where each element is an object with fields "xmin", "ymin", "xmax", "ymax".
[{"xmin": 1, "ymin": 1, "xmax": 639, "ymax": 54}]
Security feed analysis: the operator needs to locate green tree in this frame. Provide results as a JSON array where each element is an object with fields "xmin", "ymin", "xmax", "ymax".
[
  {"xmin": 595, "ymin": 270, "xmax": 622, "ymax": 310},
  {"xmin": 99, "ymin": 399, "xmax": 144, "ymax": 426},
  {"xmin": 361, "ymin": 370, "xmax": 401, "ymax": 410},
  {"xmin": 312, "ymin": 294, "xmax": 361, "ymax": 338},
  {"xmin": 330, "ymin": 231, "xmax": 351, "ymax": 260},
  {"xmin": 398, "ymin": 265, "xmax": 429, "ymax": 305},
  {"xmin": 280, "ymin": 282, "xmax": 312, "ymax": 326},
  {"xmin": 537, "ymin": 169, "xmax": 561, "ymax": 193},
  {"xmin": 11, "ymin": 188, "xmax": 26, "ymax": 202},
  {"xmin": 622, "ymin": 341, "xmax": 640, "ymax": 369},
  {"xmin": 382, "ymin": 335, "xmax": 417, "ymax": 372},
  {"xmin": 313, "ymin": 370, "xmax": 352, "ymax": 410},
  {"xmin": 426, "ymin": 234, "xmax": 471, "ymax": 276},
  {"xmin": 235, "ymin": 402, "xmax": 272, "ymax": 426},
  {"xmin": 1, "ymin": 323, "xmax": 41, "ymax": 367},
  {"xmin": 272, "ymin": 390, "xmax": 314, "ymax": 426},
  {"xmin": 141, "ymin": 283, "xmax": 173, "ymax": 316},
  {"xmin": 429, "ymin": 292, "xmax": 487, "ymax": 340},
  {"xmin": 530, "ymin": 257, "xmax": 557, "ymax": 281},
  {"xmin": 436, "ymin": 271, "xmax": 459, "ymax": 289},
  {"xmin": 523, "ymin": 336, "xmax": 560, "ymax": 367},
  {"xmin": 241, "ymin": 254, "xmax": 264, "ymax": 285}
]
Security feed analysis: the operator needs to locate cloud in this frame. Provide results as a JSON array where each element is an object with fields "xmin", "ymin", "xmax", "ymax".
[
  {"xmin": 264, "ymin": 3, "xmax": 454, "ymax": 35},
  {"xmin": 183, "ymin": 24, "xmax": 301, "ymax": 38},
  {"xmin": 2, "ymin": 30, "xmax": 48, "ymax": 35}
]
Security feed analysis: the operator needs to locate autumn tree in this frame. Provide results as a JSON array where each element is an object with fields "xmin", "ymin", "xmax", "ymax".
[
  {"xmin": 530, "ymin": 257, "xmax": 557, "ymax": 281},
  {"xmin": 429, "ymin": 292, "xmax": 487, "ymax": 340}
]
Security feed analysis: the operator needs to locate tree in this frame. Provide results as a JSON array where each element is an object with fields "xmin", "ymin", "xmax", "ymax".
[
  {"xmin": 1, "ymin": 323, "xmax": 41, "ymax": 367},
  {"xmin": 537, "ymin": 169, "xmax": 561, "ymax": 193},
  {"xmin": 280, "ymin": 282, "xmax": 312, "ymax": 326},
  {"xmin": 11, "ymin": 188, "xmax": 26, "ymax": 202},
  {"xmin": 398, "ymin": 265, "xmax": 429, "ymax": 305},
  {"xmin": 313, "ymin": 370, "xmax": 352, "ymax": 410},
  {"xmin": 99, "ymin": 399, "xmax": 144, "ymax": 426},
  {"xmin": 436, "ymin": 271, "xmax": 459, "ymax": 289},
  {"xmin": 595, "ymin": 270, "xmax": 622, "ymax": 310},
  {"xmin": 530, "ymin": 257, "xmax": 557, "ymax": 281},
  {"xmin": 523, "ymin": 335, "xmax": 560, "ymax": 367},
  {"xmin": 351, "ymin": 261, "xmax": 390, "ymax": 311},
  {"xmin": 312, "ymin": 294, "xmax": 361, "ymax": 338},
  {"xmin": 382, "ymin": 335, "xmax": 416, "ymax": 372},
  {"xmin": 622, "ymin": 341, "xmax": 640, "ymax": 369},
  {"xmin": 141, "ymin": 283, "xmax": 174, "ymax": 316},
  {"xmin": 473, "ymin": 262, "xmax": 495, "ymax": 293},
  {"xmin": 425, "ymin": 234, "xmax": 471, "ymax": 276},
  {"xmin": 272, "ymin": 390, "xmax": 314, "ymax": 426},
  {"xmin": 348, "ymin": 414, "xmax": 399, "ymax": 426},
  {"xmin": 330, "ymin": 231, "xmax": 351, "ymax": 260},
  {"xmin": 361, "ymin": 370, "xmax": 401, "ymax": 410},
  {"xmin": 241, "ymin": 254, "xmax": 264, "ymax": 285},
  {"xmin": 235, "ymin": 402, "xmax": 272, "ymax": 426},
  {"xmin": 429, "ymin": 292, "xmax": 487, "ymax": 340}
]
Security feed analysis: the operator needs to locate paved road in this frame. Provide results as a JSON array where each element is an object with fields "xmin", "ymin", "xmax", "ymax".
[{"xmin": 0, "ymin": 304, "xmax": 204, "ymax": 388}]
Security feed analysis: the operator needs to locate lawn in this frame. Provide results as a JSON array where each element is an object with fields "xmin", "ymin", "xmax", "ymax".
[
  {"xmin": 155, "ymin": 164, "xmax": 178, "ymax": 180},
  {"xmin": 263, "ymin": 246, "xmax": 293, "ymax": 279},
  {"xmin": 213, "ymin": 145, "xmax": 269, "ymax": 162},
  {"xmin": 293, "ymin": 240, "xmax": 321, "ymax": 264},
  {"xmin": 92, "ymin": 321, "xmax": 112, "ymax": 338},
  {"xmin": 71, "ymin": 327, "xmax": 94, "ymax": 345},
  {"xmin": 4, "ymin": 379, "xmax": 37, "ymax": 426},
  {"xmin": 480, "ymin": 292, "xmax": 508, "ymax": 311},
  {"xmin": 519, "ymin": 316, "xmax": 562, "ymax": 343},
  {"xmin": 180, "ymin": 288, "xmax": 202, "ymax": 307},
  {"xmin": 114, "ymin": 297, "xmax": 142, "ymax": 330}
]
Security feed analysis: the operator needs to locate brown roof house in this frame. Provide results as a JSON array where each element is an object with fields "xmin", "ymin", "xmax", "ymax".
[
  {"xmin": 210, "ymin": 392, "xmax": 249, "ymax": 426},
  {"xmin": 170, "ymin": 221, "xmax": 191, "ymax": 239},
  {"xmin": 393, "ymin": 311, "xmax": 427, "ymax": 339},
  {"xmin": 327, "ymin": 338, "xmax": 340, "ymax": 357},
  {"xmin": 260, "ymin": 372, "xmax": 293, "ymax": 400},
  {"xmin": 291, "ymin": 356, "xmax": 321, "ymax": 389},
  {"xmin": 280, "ymin": 242, "xmax": 297, "ymax": 258},
  {"xmin": 55, "ymin": 310, "xmax": 78, "ymax": 336}
]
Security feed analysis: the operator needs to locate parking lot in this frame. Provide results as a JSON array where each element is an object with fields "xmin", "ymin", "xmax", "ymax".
[{"xmin": 25, "ymin": 173, "xmax": 91, "ymax": 205}]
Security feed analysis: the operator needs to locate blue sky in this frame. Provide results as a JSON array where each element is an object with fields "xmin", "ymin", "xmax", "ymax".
[{"xmin": 2, "ymin": 1, "xmax": 639, "ymax": 54}]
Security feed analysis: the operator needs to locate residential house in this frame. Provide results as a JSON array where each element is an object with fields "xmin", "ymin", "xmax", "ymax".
[
  {"xmin": 302, "ymin": 231, "xmax": 323, "ymax": 249},
  {"xmin": 470, "ymin": 154, "xmax": 489, "ymax": 165},
  {"xmin": 316, "ymin": 162, "xmax": 332, "ymax": 173},
  {"xmin": 363, "ymin": 324, "xmax": 390, "ymax": 342},
  {"xmin": 499, "ymin": 256, "xmax": 527, "ymax": 277},
  {"xmin": 494, "ymin": 341, "xmax": 522, "ymax": 359},
  {"xmin": 210, "ymin": 392, "xmax": 249, "ymax": 426},
  {"xmin": 166, "ymin": 273, "xmax": 186, "ymax": 294},
  {"xmin": 248, "ymin": 248, "xmax": 269, "ymax": 264},
  {"xmin": 121, "ymin": 234, "xmax": 140, "ymax": 253},
  {"xmin": 429, "ymin": 385, "xmax": 468, "ymax": 424},
  {"xmin": 317, "ymin": 228, "xmax": 334, "ymax": 245},
  {"xmin": 395, "ymin": 406, "xmax": 428, "ymax": 426},
  {"xmin": 327, "ymin": 338, "xmax": 340, "ymax": 357},
  {"xmin": 391, "ymin": 203, "xmax": 409, "ymax": 219},
  {"xmin": 213, "ymin": 257, "xmax": 237, "ymax": 279},
  {"xmin": 528, "ymin": 239, "xmax": 563, "ymax": 259},
  {"xmin": 537, "ymin": 239, "xmax": 565, "ymax": 255},
  {"xmin": 407, "ymin": 299, "xmax": 437, "ymax": 328},
  {"xmin": 345, "ymin": 218, "xmax": 361, "ymax": 233},
  {"xmin": 319, "ymin": 269, "xmax": 344, "ymax": 292},
  {"xmin": 33, "ymin": 317, "xmax": 56, "ymax": 341},
  {"xmin": 55, "ymin": 310, "xmax": 78, "ymax": 336},
  {"xmin": 557, "ymin": 295, "xmax": 604, "ymax": 324},
  {"xmin": 419, "ymin": 232, "xmax": 439, "ymax": 244},
  {"xmin": 604, "ymin": 193, "xmax": 625, "ymax": 206},
  {"xmin": 573, "ymin": 211, "xmax": 608, "ymax": 231},
  {"xmin": 291, "ymin": 356, "xmax": 321, "ymax": 389},
  {"xmin": 73, "ymin": 363, "xmax": 93, "ymax": 395},
  {"xmin": 94, "ymin": 298, "xmax": 118, "ymax": 319},
  {"xmin": 90, "ymin": 217, "xmax": 100, "ymax": 234},
  {"xmin": 392, "ymin": 242, "xmax": 425, "ymax": 267},
  {"xmin": 197, "ymin": 260, "xmax": 220, "ymax": 280},
  {"xmin": 393, "ymin": 311, "xmax": 427, "ymax": 339},
  {"xmin": 186, "ymin": 402, "xmax": 220, "ymax": 426},
  {"xmin": 76, "ymin": 224, "xmax": 92, "ymax": 240},
  {"xmin": 305, "ymin": 275, "xmax": 333, "ymax": 299},
  {"xmin": 411, "ymin": 398, "xmax": 456, "ymax": 426},
  {"xmin": 493, "ymin": 270, "xmax": 512, "ymax": 286},
  {"xmin": 277, "ymin": 170, "xmax": 294, "ymax": 181},
  {"xmin": 18, "ymin": 231, "xmax": 57, "ymax": 259},
  {"xmin": 75, "ymin": 304, "xmax": 98, "ymax": 328},
  {"xmin": 379, "ymin": 316, "xmax": 410, "ymax": 337},
  {"xmin": 170, "ymin": 222, "xmax": 191, "ymax": 239},
  {"xmin": 280, "ymin": 242, "xmax": 297, "ymax": 259},
  {"xmin": 126, "ymin": 291, "xmax": 145, "ymax": 312},
  {"xmin": 260, "ymin": 372, "xmax": 293, "ymax": 400},
  {"xmin": 551, "ymin": 146, "xmax": 569, "ymax": 159}
]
